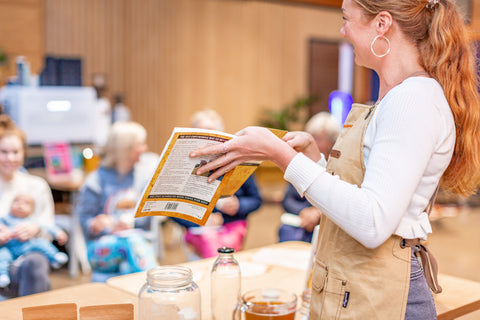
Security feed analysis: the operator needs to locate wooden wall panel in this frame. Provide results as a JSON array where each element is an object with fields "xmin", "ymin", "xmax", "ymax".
[
  {"xmin": 45, "ymin": 0, "xmax": 124, "ymax": 96},
  {"xmin": 0, "ymin": 0, "xmax": 44, "ymax": 79},
  {"xmin": 44, "ymin": 0, "xmax": 343, "ymax": 153}
]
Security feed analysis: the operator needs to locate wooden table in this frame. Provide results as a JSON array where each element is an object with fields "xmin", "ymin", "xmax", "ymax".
[
  {"xmin": 1, "ymin": 242, "xmax": 479, "ymax": 319},
  {"xmin": 106, "ymin": 241, "xmax": 480, "ymax": 320},
  {"xmin": 108, "ymin": 241, "xmax": 310, "ymax": 319},
  {"xmin": 435, "ymin": 274, "xmax": 480, "ymax": 320},
  {"xmin": 0, "ymin": 283, "xmax": 139, "ymax": 320}
]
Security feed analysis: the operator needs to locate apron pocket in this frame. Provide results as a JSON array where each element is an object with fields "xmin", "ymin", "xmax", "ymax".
[
  {"xmin": 311, "ymin": 259, "xmax": 348, "ymax": 319},
  {"xmin": 312, "ymin": 258, "xmax": 327, "ymax": 292}
]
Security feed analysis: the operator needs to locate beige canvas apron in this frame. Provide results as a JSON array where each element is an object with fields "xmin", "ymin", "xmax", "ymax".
[{"xmin": 310, "ymin": 103, "xmax": 411, "ymax": 319}]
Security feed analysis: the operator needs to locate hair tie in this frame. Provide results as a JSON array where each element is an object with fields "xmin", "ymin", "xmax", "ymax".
[{"xmin": 426, "ymin": 0, "xmax": 439, "ymax": 10}]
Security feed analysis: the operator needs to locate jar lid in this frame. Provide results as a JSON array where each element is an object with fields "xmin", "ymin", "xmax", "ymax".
[{"xmin": 217, "ymin": 247, "xmax": 235, "ymax": 254}]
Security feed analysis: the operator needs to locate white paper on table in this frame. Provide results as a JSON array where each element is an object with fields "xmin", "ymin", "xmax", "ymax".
[
  {"xmin": 250, "ymin": 248, "xmax": 310, "ymax": 271},
  {"xmin": 192, "ymin": 270, "xmax": 204, "ymax": 283},
  {"xmin": 238, "ymin": 261, "xmax": 268, "ymax": 278}
]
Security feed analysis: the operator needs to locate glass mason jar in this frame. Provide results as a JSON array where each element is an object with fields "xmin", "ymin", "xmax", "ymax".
[{"xmin": 138, "ymin": 266, "xmax": 201, "ymax": 320}]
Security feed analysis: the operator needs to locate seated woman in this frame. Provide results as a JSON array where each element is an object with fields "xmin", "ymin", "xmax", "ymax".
[
  {"xmin": 278, "ymin": 112, "xmax": 339, "ymax": 243},
  {"xmin": 75, "ymin": 121, "xmax": 158, "ymax": 281},
  {"xmin": 172, "ymin": 109, "xmax": 262, "ymax": 258},
  {"xmin": 0, "ymin": 115, "xmax": 57, "ymax": 298}
]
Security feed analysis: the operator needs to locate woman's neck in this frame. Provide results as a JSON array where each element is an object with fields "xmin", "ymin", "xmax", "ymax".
[
  {"xmin": 377, "ymin": 67, "xmax": 428, "ymax": 103},
  {"xmin": 375, "ymin": 37, "xmax": 427, "ymax": 102}
]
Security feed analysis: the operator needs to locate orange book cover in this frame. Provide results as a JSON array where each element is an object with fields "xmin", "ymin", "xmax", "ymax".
[{"xmin": 135, "ymin": 127, "xmax": 286, "ymax": 225}]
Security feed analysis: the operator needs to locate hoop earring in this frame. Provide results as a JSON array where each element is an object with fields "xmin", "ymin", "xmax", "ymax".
[{"xmin": 370, "ymin": 35, "xmax": 390, "ymax": 58}]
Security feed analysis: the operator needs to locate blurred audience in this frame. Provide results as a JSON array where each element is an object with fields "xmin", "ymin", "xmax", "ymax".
[
  {"xmin": 0, "ymin": 114, "xmax": 57, "ymax": 298},
  {"xmin": 75, "ymin": 121, "xmax": 158, "ymax": 281},
  {"xmin": 279, "ymin": 112, "xmax": 339, "ymax": 243},
  {"xmin": 173, "ymin": 109, "xmax": 262, "ymax": 258}
]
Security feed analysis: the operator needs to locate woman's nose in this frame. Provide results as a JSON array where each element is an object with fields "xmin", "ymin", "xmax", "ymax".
[{"xmin": 6, "ymin": 152, "xmax": 16, "ymax": 161}]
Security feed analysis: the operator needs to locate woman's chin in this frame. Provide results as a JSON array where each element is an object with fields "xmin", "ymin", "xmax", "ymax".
[{"xmin": 0, "ymin": 168, "xmax": 17, "ymax": 179}]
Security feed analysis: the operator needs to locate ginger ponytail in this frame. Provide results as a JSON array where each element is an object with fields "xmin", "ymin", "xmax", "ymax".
[
  {"xmin": 355, "ymin": 0, "xmax": 480, "ymax": 195},
  {"xmin": 420, "ymin": 0, "xmax": 480, "ymax": 195}
]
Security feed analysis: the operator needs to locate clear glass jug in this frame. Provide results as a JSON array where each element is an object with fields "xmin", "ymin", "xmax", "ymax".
[{"xmin": 211, "ymin": 247, "xmax": 241, "ymax": 320}]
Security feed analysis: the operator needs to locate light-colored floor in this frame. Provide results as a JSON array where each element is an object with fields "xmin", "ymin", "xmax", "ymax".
[
  {"xmin": 428, "ymin": 206, "xmax": 480, "ymax": 320},
  {"xmin": 48, "ymin": 201, "xmax": 480, "ymax": 319}
]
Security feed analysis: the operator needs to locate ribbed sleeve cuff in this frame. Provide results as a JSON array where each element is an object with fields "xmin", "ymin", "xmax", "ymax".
[{"xmin": 284, "ymin": 153, "xmax": 325, "ymax": 197}]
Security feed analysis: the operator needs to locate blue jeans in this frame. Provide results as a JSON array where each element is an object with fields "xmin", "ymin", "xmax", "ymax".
[
  {"xmin": 0, "ymin": 252, "xmax": 50, "ymax": 300},
  {"xmin": 0, "ymin": 252, "xmax": 50, "ymax": 298},
  {"xmin": 405, "ymin": 248, "xmax": 437, "ymax": 320}
]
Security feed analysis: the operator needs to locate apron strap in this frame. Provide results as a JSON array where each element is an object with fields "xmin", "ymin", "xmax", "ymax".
[
  {"xmin": 402, "ymin": 183, "xmax": 442, "ymax": 294},
  {"xmin": 400, "ymin": 239, "xmax": 442, "ymax": 294},
  {"xmin": 417, "ymin": 244, "xmax": 443, "ymax": 294}
]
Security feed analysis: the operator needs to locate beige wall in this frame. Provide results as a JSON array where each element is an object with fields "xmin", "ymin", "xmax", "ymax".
[{"xmin": 44, "ymin": 0, "xmax": 343, "ymax": 153}]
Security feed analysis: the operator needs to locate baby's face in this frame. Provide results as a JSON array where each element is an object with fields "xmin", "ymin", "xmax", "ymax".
[{"xmin": 11, "ymin": 194, "xmax": 35, "ymax": 218}]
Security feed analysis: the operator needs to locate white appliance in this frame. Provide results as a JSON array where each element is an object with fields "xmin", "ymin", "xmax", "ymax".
[{"xmin": 0, "ymin": 86, "xmax": 97, "ymax": 145}]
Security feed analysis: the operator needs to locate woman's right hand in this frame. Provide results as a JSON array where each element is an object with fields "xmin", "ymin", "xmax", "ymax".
[
  {"xmin": 205, "ymin": 212, "xmax": 224, "ymax": 227},
  {"xmin": 55, "ymin": 230, "xmax": 69, "ymax": 246},
  {"xmin": 299, "ymin": 206, "xmax": 322, "ymax": 232},
  {"xmin": 89, "ymin": 214, "xmax": 113, "ymax": 235}
]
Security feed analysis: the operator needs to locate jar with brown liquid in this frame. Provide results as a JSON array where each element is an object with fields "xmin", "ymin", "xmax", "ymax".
[{"xmin": 233, "ymin": 288, "xmax": 297, "ymax": 320}]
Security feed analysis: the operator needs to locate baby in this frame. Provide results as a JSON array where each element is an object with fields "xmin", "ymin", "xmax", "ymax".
[{"xmin": 0, "ymin": 193, "xmax": 69, "ymax": 288}]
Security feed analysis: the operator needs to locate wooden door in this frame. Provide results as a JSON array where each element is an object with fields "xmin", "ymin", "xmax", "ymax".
[{"xmin": 308, "ymin": 39, "xmax": 339, "ymax": 115}]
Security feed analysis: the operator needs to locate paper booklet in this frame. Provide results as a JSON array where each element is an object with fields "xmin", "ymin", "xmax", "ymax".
[{"xmin": 135, "ymin": 127, "xmax": 286, "ymax": 225}]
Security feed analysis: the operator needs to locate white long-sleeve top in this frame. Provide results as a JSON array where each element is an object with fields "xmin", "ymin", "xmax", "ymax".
[{"xmin": 285, "ymin": 77, "xmax": 455, "ymax": 248}]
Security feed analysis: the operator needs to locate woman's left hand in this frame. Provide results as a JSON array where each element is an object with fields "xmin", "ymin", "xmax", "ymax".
[
  {"xmin": 113, "ymin": 220, "xmax": 132, "ymax": 232},
  {"xmin": 190, "ymin": 126, "xmax": 297, "ymax": 181},
  {"xmin": 11, "ymin": 222, "xmax": 41, "ymax": 242},
  {"xmin": 283, "ymin": 131, "xmax": 321, "ymax": 162}
]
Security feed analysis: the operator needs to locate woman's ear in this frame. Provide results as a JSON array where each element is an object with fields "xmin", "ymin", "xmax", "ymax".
[{"xmin": 376, "ymin": 11, "xmax": 393, "ymax": 35}]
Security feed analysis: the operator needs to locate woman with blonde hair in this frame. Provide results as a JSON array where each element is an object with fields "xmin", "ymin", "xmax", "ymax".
[
  {"xmin": 190, "ymin": 0, "xmax": 480, "ymax": 318},
  {"xmin": 76, "ymin": 121, "xmax": 158, "ymax": 280}
]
